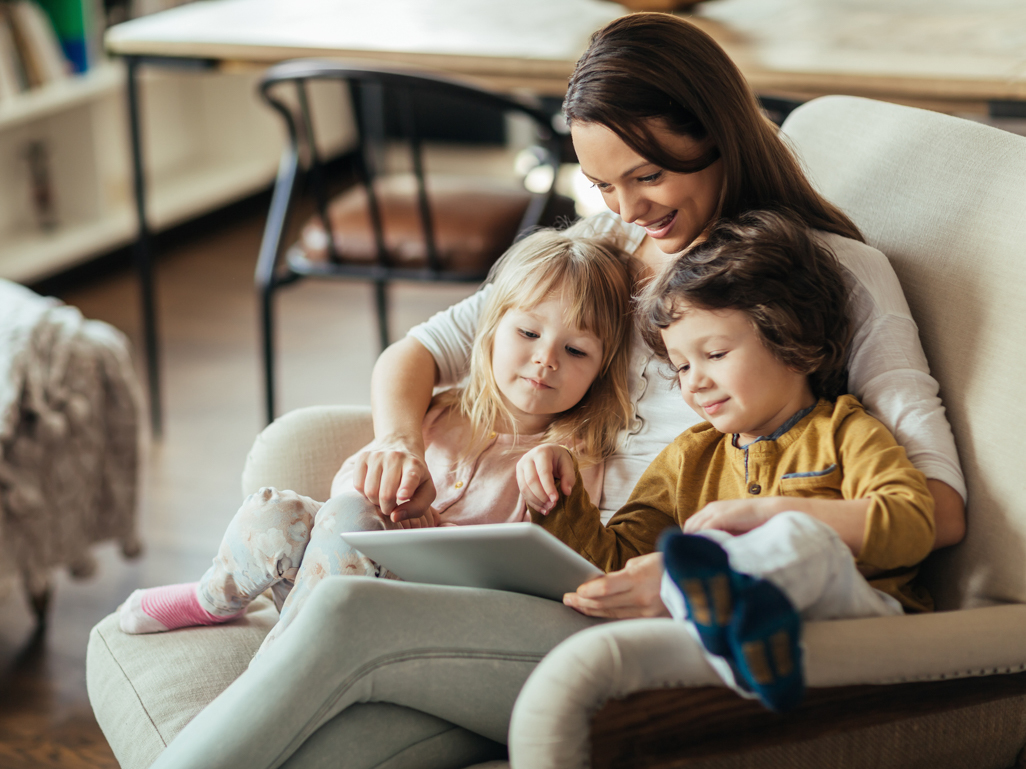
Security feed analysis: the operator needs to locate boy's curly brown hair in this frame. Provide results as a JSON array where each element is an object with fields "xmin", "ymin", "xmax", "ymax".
[{"xmin": 640, "ymin": 209, "xmax": 853, "ymax": 401}]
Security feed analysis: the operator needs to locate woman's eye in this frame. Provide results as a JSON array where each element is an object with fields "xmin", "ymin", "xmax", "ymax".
[{"xmin": 638, "ymin": 171, "xmax": 663, "ymax": 183}]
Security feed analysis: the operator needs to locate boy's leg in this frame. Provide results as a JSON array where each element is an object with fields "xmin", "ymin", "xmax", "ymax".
[
  {"xmin": 120, "ymin": 487, "xmax": 322, "ymax": 633},
  {"xmin": 718, "ymin": 510, "xmax": 904, "ymax": 620},
  {"xmin": 257, "ymin": 492, "xmax": 399, "ymax": 652}
]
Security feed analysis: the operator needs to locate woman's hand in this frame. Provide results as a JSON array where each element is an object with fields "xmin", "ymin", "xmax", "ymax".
[
  {"xmin": 516, "ymin": 444, "xmax": 576, "ymax": 514},
  {"xmin": 563, "ymin": 552, "xmax": 670, "ymax": 619},
  {"xmin": 352, "ymin": 439, "xmax": 436, "ymax": 523},
  {"xmin": 682, "ymin": 497, "xmax": 785, "ymax": 535}
]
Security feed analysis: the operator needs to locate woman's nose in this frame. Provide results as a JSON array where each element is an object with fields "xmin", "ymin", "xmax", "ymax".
[{"xmin": 617, "ymin": 189, "xmax": 645, "ymax": 224}]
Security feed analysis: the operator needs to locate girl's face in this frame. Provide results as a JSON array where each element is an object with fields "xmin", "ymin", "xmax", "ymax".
[
  {"xmin": 572, "ymin": 121, "xmax": 725, "ymax": 256},
  {"xmin": 660, "ymin": 304, "xmax": 814, "ymax": 445},
  {"xmin": 491, "ymin": 294, "xmax": 604, "ymax": 434}
]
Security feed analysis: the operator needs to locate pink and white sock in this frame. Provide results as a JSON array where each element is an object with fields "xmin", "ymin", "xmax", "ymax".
[{"xmin": 119, "ymin": 582, "xmax": 243, "ymax": 634}]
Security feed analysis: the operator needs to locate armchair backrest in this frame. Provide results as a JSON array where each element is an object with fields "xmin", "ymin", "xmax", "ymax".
[{"xmin": 781, "ymin": 96, "xmax": 1026, "ymax": 611}]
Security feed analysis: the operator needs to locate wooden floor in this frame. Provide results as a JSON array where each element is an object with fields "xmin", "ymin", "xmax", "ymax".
[{"xmin": 0, "ymin": 196, "xmax": 475, "ymax": 768}]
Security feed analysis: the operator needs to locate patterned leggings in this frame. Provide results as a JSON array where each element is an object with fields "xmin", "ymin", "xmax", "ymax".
[{"xmin": 197, "ymin": 487, "xmax": 401, "ymax": 655}]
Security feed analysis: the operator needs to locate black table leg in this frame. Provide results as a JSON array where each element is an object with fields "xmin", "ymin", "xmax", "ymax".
[{"xmin": 125, "ymin": 55, "xmax": 163, "ymax": 438}]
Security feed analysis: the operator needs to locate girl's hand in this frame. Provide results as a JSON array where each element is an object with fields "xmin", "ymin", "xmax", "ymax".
[
  {"xmin": 682, "ymin": 497, "xmax": 786, "ymax": 535},
  {"xmin": 397, "ymin": 506, "xmax": 442, "ymax": 529},
  {"xmin": 353, "ymin": 439, "xmax": 436, "ymax": 523},
  {"xmin": 562, "ymin": 552, "xmax": 669, "ymax": 619},
  {"xmin": 516, "ymin": 444, "xmax": 576, "ymax": 514}
]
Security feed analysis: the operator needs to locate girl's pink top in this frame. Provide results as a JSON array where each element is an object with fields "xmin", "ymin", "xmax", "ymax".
[{"xmin": 330, "ymin": 404, "xmax": 604, "ymax": 526}]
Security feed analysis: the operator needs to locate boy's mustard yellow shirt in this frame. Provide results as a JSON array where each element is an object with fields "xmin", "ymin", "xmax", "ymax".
[{"xmin": 534, "ymin": 395, "xmax": 937, "ymax": 611}]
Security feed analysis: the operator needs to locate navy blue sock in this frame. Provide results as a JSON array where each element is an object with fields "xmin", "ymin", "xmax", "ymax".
[
  {"xmin": 728, "ymin": 578, "xmax": 805, "ymax": 713},
  {"xmin": 659, "ymin": 531, "xmax": 741, "ymax": 657}
]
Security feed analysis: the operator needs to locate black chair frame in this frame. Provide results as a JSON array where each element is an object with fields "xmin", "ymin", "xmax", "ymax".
[{"xmin": 255, "ymin": 59, "xmax": 566, "ymax": 423}]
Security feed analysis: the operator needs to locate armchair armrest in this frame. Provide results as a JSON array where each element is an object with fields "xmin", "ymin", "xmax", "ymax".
[
  {"xmin": 509, "ymin": 605, "xmax": 1026, "ymax": 769},
  {"xmin": 242, "ymin": 405, "xmax": 373, "ymax": 500}
]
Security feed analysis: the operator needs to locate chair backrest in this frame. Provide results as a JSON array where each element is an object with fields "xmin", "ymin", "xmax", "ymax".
[
  {"xmin": 259, "ymin": 59, "xmax": 564, "ymax": 272},
  {"xmin": 781, "ymin": 96, "xmax": 1026, "ymax": 611}
]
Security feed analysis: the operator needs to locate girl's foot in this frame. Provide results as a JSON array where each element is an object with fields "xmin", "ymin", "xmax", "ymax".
[
  {"xmin": 659, "ymin": 531, "xmax": 750, "ymax": 656},
  {"xmin": 119, "ymin": 582, "xmax": 243, "ymax": 634},
  {"xmin": 729, "ymin": 578, "xmax": 804, "ymax": 712}
]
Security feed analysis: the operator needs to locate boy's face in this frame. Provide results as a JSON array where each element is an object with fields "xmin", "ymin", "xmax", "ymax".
[{"xmin": 660, "ymin": 305, "xmax": 815, "ymax": 444}]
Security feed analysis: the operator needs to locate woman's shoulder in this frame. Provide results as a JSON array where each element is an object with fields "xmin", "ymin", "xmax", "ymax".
[
  {"xmin": 573, "ymin": 211, "xmax": 645, "ymax": 254},
  {"xmin": 814, "ymin": 231, "xmax": 895, "ymax": 282},
  {"xmin": 813, "ymin": 230, "xmax": 913, "ymax": 319}
]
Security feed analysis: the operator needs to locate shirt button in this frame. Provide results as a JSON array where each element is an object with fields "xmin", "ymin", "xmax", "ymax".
[
  {"xmin": 455, "ymin": 481, "xmax": 463, "ymax": 489},
  {"xmin": 748, "ymin": 483, "xmax": 761, "ymax": 495}
]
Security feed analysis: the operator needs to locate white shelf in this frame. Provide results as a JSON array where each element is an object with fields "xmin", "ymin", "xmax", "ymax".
[
  {"xmin": 0, "ymin": 64, "xmax": 123, "ymax": 132},
  {"xmin": 0, "ymin": 213, "xmax": 136, "ymax": 283},
  {"xmin": 0, "ymin": 62, "xmax": 327, "ymax": 285}
]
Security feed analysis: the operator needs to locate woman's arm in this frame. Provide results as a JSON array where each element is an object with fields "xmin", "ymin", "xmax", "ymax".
[
  {"xmin": 828, "ymin": 235, "xmax": 967, "ymax": 549},
  {"xmin": 928, "ymin": 479, "xmax": 965, "ymax": 548},
  {"xmin": 353, "ymin": 337, "xmax": 439, "ymax": 521}
]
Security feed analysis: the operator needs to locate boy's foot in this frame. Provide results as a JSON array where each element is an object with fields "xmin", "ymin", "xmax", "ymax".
[
  {"xmin": 119, "ymin": 582, "xmax": 243, "ymax": 634},
  {"xmin": 659, "ymin": 531, "xmax": 749, "ymax": 656},
  {"xmin": 729, "ymin": 578, "xmax": 805, "ymax": 712}
]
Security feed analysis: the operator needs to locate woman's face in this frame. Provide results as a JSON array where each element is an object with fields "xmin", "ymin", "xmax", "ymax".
[{"xmin": 572, "ymin": 121, "xmax": 725, "ymax": 255}]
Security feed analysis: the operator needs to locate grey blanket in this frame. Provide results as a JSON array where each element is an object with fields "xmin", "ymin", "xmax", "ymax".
[{"xmin": 0, "ymin": 279, "xmax": 142, "ymax": 602}]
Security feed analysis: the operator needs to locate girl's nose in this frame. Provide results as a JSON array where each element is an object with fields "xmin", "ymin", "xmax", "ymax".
[{"xmin": 534, "ymin": 342, "xmax": 559, "ymax": 369}]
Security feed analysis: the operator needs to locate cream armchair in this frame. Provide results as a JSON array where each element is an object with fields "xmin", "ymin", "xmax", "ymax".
[
  {"xmin": 509, "ymin": 96, "xmax": 1026, "ymax": 768},
  {"xmin": 87, "ymin": 96, "xmax": 1026, "ymax": 768}
]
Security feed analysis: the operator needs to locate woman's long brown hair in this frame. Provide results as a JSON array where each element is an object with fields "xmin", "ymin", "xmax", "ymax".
[{"xmin": 563, "ymin": 12, "xmax": 863, "ymax": 242}]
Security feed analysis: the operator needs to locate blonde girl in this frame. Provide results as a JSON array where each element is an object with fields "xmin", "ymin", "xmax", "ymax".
[{"xmin": 118, "ymin": 222, "xmax": 633, "ymax": 652}]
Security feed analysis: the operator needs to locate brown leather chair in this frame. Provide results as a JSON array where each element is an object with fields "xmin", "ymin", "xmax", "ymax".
[{"xmin": 255, "ymin": 59, "xmax": 573, "ymax": 422}]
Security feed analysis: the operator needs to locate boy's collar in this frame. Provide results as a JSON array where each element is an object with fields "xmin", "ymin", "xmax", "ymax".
[{"xmin": 731, "ymin": 401, "xmax": 819, "ymax": 450}]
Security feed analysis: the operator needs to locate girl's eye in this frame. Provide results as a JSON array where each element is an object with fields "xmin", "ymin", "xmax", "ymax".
[
  {"xmin": 709, "ymin": 352, "xmax": 726, "ymax": 360},
  {"xmin": 519, "ymin": 329, "xmax": 539, "ymax": 339},
  {"xmin": 566, "ymin": 346, "xmax": 587, "ymax": 358},
  {"xmin": 673, "ymin": 362, "xmax": 689, "ymax": 374}
]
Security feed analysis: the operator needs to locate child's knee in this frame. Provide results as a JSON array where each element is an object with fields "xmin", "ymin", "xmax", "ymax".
[
  {"xmin": 234, "ymin": 487, "xmax": 321, "ymax": 534},
  {"xmin": 315, "ymin": 492, "xmax": 388, "ymax": 535}
]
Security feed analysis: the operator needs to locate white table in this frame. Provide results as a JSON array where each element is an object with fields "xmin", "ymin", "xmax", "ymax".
[{"xmin": 105, "ymin": 0, "xmax": 1025, "ymax": 433}]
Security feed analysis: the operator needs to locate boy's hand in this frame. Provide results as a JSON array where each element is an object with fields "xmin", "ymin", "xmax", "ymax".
[
  {"xmin": 516, "ymin": 444, "xmax": 576, "ymax": 514},
  {"xmin": 562, "ymin": 553, "xmax": 669, "ymax": 618},
  {"xmin": 353, "ymin": 438, "xmax": 436, "ymax": 522},
  {"xmin": 683, "ymin": 497, "xmax": 786, "ymax": 535}
]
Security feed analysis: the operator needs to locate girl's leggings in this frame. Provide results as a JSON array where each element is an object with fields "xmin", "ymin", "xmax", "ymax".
[{"xmin": 197, "ymin": 487, "xmax": 400, "ymax": 654}]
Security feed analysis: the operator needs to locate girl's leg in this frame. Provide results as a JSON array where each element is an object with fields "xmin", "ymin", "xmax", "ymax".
[
  {"xmin": 119, "ymin": 487, "xmax": 322, "ymax": 634},
  {"xmin": 148, "ymin": 577, "xmax": 601, "ymax": 769},
  {"xmin": 256, "ymin": 491, "xmax": 400, "ymax": 654}
]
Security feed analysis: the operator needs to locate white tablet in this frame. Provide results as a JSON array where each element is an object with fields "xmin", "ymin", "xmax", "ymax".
[{"xmin": 339, "ymin": 522, "xmax": 603, "ymax": 601}]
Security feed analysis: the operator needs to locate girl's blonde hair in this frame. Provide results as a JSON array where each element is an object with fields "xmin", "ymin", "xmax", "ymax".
[{"xmin": 437, "ymin": 221, "xmax": 633, "ymax": 465}]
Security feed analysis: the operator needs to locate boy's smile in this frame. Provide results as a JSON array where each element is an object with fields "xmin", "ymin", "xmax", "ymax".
[{"xmin": 660, "ymin": 305, "xmax": 815, "ymax": 444}]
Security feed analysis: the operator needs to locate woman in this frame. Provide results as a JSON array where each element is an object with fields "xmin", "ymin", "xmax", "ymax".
[{"xmin": 149, "ymin": 13, "xmax": 965, "ymax": 769}]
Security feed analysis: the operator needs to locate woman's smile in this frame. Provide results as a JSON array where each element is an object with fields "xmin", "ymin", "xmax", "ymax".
[{"xmin": 572, "ymin": 120, "xmax": 725, "ymax": 256}]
